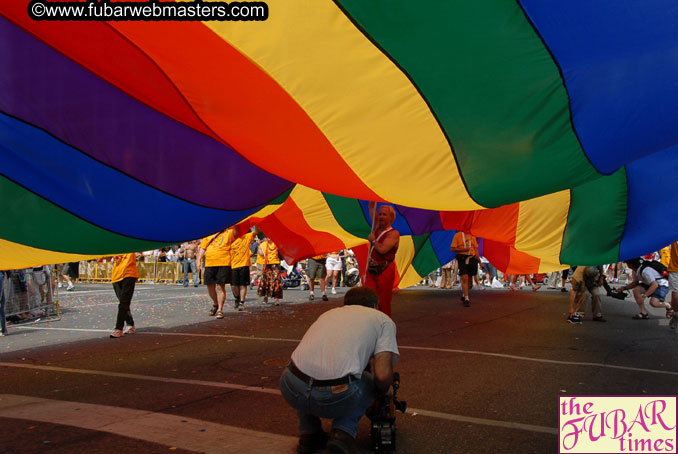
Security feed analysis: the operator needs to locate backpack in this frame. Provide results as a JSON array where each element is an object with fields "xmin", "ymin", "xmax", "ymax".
[{"xmin": 639, "ymin": 260, "xmax": 669, "ymax": 281}]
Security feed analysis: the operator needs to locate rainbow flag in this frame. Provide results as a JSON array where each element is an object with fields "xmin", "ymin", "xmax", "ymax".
[{"xmin": 1, "ymin": 1, "xmax": 677, "ymax": 270}]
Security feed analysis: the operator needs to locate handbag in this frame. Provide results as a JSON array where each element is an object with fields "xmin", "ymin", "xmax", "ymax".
[{"xmin": 367, "ymin": 261, "xmax": 390, "ymax": 275}]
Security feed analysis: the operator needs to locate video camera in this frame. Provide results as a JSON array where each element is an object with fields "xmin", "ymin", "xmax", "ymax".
[{"xmin": 368, "ymin": 372, "xmax": 407, "ymax": 453}]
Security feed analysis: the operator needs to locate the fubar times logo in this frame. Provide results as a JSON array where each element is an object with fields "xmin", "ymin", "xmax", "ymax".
[{"xmin": 559, "ymin": 396, "xmax": 677, "ymax": 453}]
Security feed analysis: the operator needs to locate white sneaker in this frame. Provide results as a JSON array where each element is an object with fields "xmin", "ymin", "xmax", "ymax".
[
  {"xmin": 67, "ymin": 283, "xmax": 74, "ymax": 291},
  {"xmin": 110, "ymin": 329, "xmax": 124, "ymax": 338},
  {"xmin": 331, "ymin": 288, "xmax": 337, "ymax": 294},
  {"xmin": 124, "ymin": 326, "xmax": 136, "ymax": 335},
  {"xmin": 57, "ymin": 283, "xmax": 62, "ymax": 289}
]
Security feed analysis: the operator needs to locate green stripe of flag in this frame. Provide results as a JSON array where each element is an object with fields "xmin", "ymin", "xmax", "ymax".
[
  {"xmin": 336, "ymin": 0, "xmax": 600, "ymax": 206},
  {"xmin": 560, "ymin": 169, "xmax": 627, "ymax": 265},
  {"xmin": 0, "ymin": 175, "xmax": 170, "ymax": 254}
]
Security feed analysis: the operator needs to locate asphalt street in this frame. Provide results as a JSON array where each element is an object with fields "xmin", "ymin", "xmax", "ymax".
[{"xmin": 1, "ymin": 282, "xmax": 677, "ymax": 453}]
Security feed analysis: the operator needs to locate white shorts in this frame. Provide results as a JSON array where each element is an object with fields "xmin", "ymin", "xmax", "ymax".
[
  {"xmin": 325, "ymin": 257, "xmax": 342, "ymax": 271},
  {"xmin": 669, "ymin": 272, "xmax": 678, "ymax": 292}
]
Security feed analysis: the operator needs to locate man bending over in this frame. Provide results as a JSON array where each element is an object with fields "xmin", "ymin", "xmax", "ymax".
[{"xmin": 279, "ymin": 287, "xmax": 399, "ymax": 454}]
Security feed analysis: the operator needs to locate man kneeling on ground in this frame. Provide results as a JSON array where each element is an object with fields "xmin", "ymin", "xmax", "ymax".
[{"xmin": 279, "ymin": 287, "xmax": 399, "ymax": 454}]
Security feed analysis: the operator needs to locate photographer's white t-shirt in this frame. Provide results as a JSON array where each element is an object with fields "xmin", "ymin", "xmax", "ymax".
[{"xmin": 291, "ymin": 305, "xmax": 399, "ymax": 380}]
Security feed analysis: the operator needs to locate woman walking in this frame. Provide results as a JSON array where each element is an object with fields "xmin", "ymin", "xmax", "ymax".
[
  {"xmin": 257, "ymin": 236, "xmax": 284, "ymax": 305},
  {"xmin": 110, "ymin": 253, "xmax": 141, "ymax": 338},
  {"xmin": 325, "ymin": 251, "xmax": 343, "ymax": 294}
]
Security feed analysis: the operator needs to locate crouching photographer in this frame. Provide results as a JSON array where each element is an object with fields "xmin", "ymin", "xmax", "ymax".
[{"xmin": 280, "ymin": 287, "xmax": 400, "ymax": 454}]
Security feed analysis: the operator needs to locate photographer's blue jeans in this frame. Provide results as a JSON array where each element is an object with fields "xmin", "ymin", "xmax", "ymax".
[
  {"xmin": 279, "ymin": 367, "xmax": 375, "ymax": 438},
  {"xmin": 183, "ymin": 259, "xmax": 198, "ymax": 285}
]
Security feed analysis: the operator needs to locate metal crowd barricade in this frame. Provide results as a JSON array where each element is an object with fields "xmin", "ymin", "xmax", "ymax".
[
  {"xmin": 3, "ymin": 268, "xmax": 58, "ymax": 322},
  {"xmin": 76, "ymin": 259, "xmax": 191, "ymax": 284},
  {"xmin": 81, "ymin": 260, "xmax": 114, "ymax": 282}
]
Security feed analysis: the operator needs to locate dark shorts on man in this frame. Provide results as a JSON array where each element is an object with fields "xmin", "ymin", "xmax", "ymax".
[
  {"xmin": 307, "ymin": 258, "xmax": 327, "ymax": 280},
  {"xmin": 62, "ymin": 262, "xmax": 80, "ymax": 279},
  {"xmin": 231, "ymin": 266, "xmax": 251, "ymax": 286},
  {"xmin": 204, "ymin": 266, "xmax": 231, "ymax": 286},
  {"xmin": 456, "ymin": 255, "xmax": 479, "ymax": 277}
]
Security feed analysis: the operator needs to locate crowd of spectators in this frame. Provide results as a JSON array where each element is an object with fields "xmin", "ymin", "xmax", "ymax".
[{"xmin": 2, "ymin": 229, "xmax": 677, "ymax": 337}]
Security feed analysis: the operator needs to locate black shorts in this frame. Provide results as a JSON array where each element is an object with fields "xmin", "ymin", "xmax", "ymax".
[
  {"xmin": 456, "ymin": 255, "xmax": 479, "ymax": 276},
  {"xmin": 231, "ymin": 266, "xmax": 251, "ymax": 286},
  {"xmin": 204, "ymin": 266, "xmax": 231, "ymax": 285},
  {"xmin": 62, "ymin": 262, "xmax": 80, "ymax": 279}
]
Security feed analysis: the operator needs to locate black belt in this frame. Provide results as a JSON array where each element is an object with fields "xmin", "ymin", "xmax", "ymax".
[{"xmin": 288, "ymin": 361, "xmax": 351, "ymax": 387}]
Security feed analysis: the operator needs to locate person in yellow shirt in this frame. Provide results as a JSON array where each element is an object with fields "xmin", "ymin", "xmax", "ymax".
[
  {"xmin": 257, "ymin": 235, "xmax": 284, "ymax": 305},
  {"xmin": 230, "ymin": 226, "xmax": 260, "ymax": 311},
  {"xmin": 110, "ymin": 252, "xmax": 142, "ymax": 338},
  {"xmin": 450, "ymin": 231, "xmax": 482, "ymax": 307},
  {"xmin": 668, "ymin": 241, "xmax": 678, "ymax": 330},
  {"xmin": 197, "ymin": 228, "xmax": 238, "ymax": 319},
  {"xmin": 660, "ymin": 246, "xmax": 671, "ymax": 267},
  {"xmin": 253, "ymin": 235, "xmax": 266, "ymax": 288}
]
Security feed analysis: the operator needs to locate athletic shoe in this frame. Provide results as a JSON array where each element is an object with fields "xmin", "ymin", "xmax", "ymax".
[
  {"xmin": 567, "ymin": 314, "xmax": 582, "ymax": 324},
  {"xmin": 309, "ymin": 294, "xmax": 315, "ymax": 301},
  {"xmin": 331, "ymin": 288, "xmax": 337, "ymax": 295},
  {"xmin": 110, "ymin": 329, "xmax": 124, "ymax": 338},
  {"xmin": 462, "ymin": 296, "xmax": 470, "ymax": 307},
  {"xmin": 322, "ymin": 295, "xmax": 329, "ymax": 301},
  {"xmin": 124, "ymin": 326, "xmax": 136, "ymax": 334},
  {"xmin": 66, "ymin": 283, "xmax": 75, "ymax": 291}
]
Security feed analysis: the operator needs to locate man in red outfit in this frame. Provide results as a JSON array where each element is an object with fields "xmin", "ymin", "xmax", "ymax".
[{"xmin": 365, "ymin": 204, "xmax": 400, "ymax": 317}]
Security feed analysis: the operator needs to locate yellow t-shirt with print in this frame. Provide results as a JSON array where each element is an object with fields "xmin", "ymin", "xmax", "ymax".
[
  {"xmin": 256, "ymin": 246, "xmax": 266, "ymax": 265},
  {"xmin": 200, "ymin": 229, "xmax": 236, "ymax": 267},
  {"xmin": 111, "ymin": 253, "xmax": 139, "ymax": 283},
  {"xmin": 259, "ymin": 240, "xmax": 280, "ymax": 265},
  {"xmin": 231, "ymin": 231, "xmax": 256, "ymax": 269},
  {"xmin": 451, "ymin": 232, "xmax": 478, "ymax": 257}
]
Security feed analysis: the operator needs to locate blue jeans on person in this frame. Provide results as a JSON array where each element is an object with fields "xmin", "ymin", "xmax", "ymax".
[
  {"xmin": 0, "ymin": 272, "xmax": 8, "ymax": 335},
  {"xmin": 641, "ymin": 283, "xmax": 670, "ymax": 302},
  {"xmin": 484, "ymin": 262, "xmax": 498, "ymax": 282},
  {"xmin": 279, "ymin": 367, "xmax": 375, "ymax": 438},
  {"xmin": 183, "ymin": 259, "xmax": 198, "ymax": 286}
]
